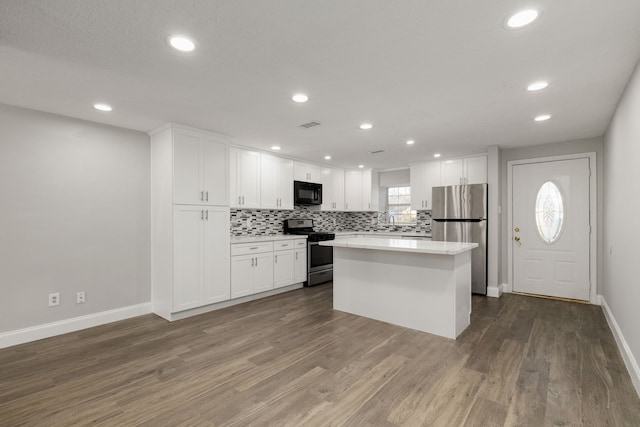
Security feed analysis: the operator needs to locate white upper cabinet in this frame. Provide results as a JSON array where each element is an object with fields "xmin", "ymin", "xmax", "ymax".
[
  {"xmin": 260, "ymin": 154, "xmax": 294, "ymax": 210},
  {"xmin": 440, "ymin": 155, "xmax": 487, "ymax": 186},
  {"xmin": 294, "ymin": 161, "xmax": 322, "ymax": 183},
  {"xmin": 173, "ymin": 127, "xmax": 228, "ymax": 206},
  {"xmin": 464, "ymin": 156, "xmax": 488, "ymax": 184},
  {"xmin": 321, "ymin": 167, "xmax": 345, "ymax": 211},
  {"xmin": 344, "ymin": 170, "xmax": 364, "ymax": 211},
  {"xmin": 410, "ymin": 161, "xmax": 441, "ymax": 210},
  {"xmin": 230, "ymin": 147, "xmax": 261, "ymax": 208},
  {"xmin": 362, "ymin": 169, "xmax": 379, "ymax": 212},
  {"xmin": 345, "ymin": 169, "xmax": 378, "ymax": 211}
]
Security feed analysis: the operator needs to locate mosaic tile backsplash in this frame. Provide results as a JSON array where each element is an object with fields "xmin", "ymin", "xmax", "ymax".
[{"xmin": 230, "ymin": 206, "xmax": 432, "ymax": 236}]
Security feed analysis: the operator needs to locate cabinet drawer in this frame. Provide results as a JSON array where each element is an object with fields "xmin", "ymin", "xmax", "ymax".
[
  {"xmin": 294, "ymin": 239, "xmax": 307, "ymax": 248},
  {"xmin": 231, "ymin": 242, "xmax": 273, "ymax": 256},
  {"xmin": 274, "ymin": 240, "xmax": 295, "ymax": 250}
]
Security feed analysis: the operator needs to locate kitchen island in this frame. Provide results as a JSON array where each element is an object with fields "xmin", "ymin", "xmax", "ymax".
[{"xmin": 320, "ymin": 237, "xmax": 478, "ymax": 339}]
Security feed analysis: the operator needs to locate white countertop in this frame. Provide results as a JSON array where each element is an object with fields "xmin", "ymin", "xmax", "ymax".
[
  {"xmin": 320, "ymin": 237, "xmax": 477, "ymax": 255},
  {"xmin": 231, "ymin": 235, "xmax": 307, "ymax": 244}
]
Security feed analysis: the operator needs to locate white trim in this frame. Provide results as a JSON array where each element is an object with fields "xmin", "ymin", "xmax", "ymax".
[
  {"xmin": 157, "ymin": 283, "xmax": 304, "ymax": 322},
  {"xmin": 487, "ymin": 284, "xmax": 503, "ymax": 298},
  {"xmin": 0, "ymin": 303, "xmax": 152, "ymax": 349},
  {"xmin": 507, "ymin": 152, "xmax": 597, "ymax": 304},
  {"xmin": 599, "ymin": 295, "xmax": 640, "ymax": 397},
  {"xmin": 501, "ymin": 282, "xmax": 512, "ymax": 293}
]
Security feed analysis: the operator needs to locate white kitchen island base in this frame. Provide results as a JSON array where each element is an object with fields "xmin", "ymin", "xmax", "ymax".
[{"xmin": 325, "ymin": 239, "xmax": 477, "ymax": 339}]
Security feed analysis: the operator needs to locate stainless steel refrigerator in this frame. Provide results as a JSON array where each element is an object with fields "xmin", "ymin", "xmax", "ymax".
[{"xmin": 431, "ymin": 184, "xmax": 487, "ymax": 295}]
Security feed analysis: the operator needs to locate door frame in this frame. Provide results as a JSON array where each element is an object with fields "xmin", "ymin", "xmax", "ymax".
[{"xmin": 506, "ymin": 152, "xmax": 597, "ymax": 304}]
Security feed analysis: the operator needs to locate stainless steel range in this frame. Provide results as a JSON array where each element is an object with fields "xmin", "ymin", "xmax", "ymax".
[{"xmin": 283, "ymin": 219, "xmax": 335, "ymax": 286}]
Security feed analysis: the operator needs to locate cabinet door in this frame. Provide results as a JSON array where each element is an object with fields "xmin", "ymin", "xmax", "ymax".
[
  {"xmin": 345, "ymin": 170, "xmax": 363, "ymax": 211},
  {"xmin": 423, "ymin": 161, "xmax": 441, "ymax": 209},
  {"xmin": 173, "ymin": 130, "xmax": 202, "ymax": 205},
  {"xmin": 464, "ymin": 156, "xmax": 487, "ymax": 184},
  {"xmin": 173, "ymin": 206, "xmax": 204, "ymax": 311},
  {"xmin": 320, "ymin": 168, "xmax": 334, "ymax": 211},
  {"xmin": 260, "ymin": 154, "xmax": 278, "ymax": 209},
  {"xmin": 294, "ymin": 248, "xmax": 307, "ymax": 283},
  {"xmin": 202, "ymin": 137, "xmax": 229, "ymax": 206},
  {"xmin": 231, "ymin": 255, "xmax": 254, "ymax": 299},
  {"xmin": 410, "ymin": 164, "xmax": 428, "ymax": 210},
  {"xmin": 332, "ymin": 169, "xmax": 345, "ymax": 210},
  {"xmin": 203, "ymin": 207, "xmax": 230, "ymax": 304},
  {"xmin": 441, "ymin": 159, "xmax": 464, "ymax": 186},
  {"xmin": 254, "ymin": 253, "xmax": 274, "ymax": 293},
  {"xmin": 235, "ymin": 149, "xmax": 261, "ymax": 208},
  {"xmin": 273, "ymin": 250, "xmax": 295, "ymax": 289},
  {"xmin": 276, "ymin": 157, "xmax": 294, "ymax": 209},
  {"xmin": 362, "ymin": 169, "xmax": 378, "ymax": 211}
]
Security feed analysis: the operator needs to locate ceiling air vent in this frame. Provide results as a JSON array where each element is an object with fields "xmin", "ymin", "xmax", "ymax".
[
  {"xmin": 300, "ymin": 121, "xmax": 321, "ymax": 129},
  {"xmin": 368, "ymin": 150, "xmax": 385, "ymax": 154}
]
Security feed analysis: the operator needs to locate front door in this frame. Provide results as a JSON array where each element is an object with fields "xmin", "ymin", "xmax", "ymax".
[{"xmin": 512, "ymin": 158, "xmax": 591, "ymax": 300}]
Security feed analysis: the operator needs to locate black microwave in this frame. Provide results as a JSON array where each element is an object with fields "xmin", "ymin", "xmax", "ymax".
[{"xmin": 294, "ymin": 180, "xmax": 322, "ymax": 205}]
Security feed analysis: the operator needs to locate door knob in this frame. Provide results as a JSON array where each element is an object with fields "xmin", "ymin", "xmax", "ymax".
[{"xmin": 514, "ymin": 236, "xmax": 520, "ymax": 241}]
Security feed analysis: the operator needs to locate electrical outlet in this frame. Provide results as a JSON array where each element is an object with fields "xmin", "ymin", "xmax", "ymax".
[
  {"xmin": 49, "ymin": 293, "xmax": 60, "ymax": 307},
  {"xmin": 76, "ymin": 291, "xmax": 86, "ymax": 304}
]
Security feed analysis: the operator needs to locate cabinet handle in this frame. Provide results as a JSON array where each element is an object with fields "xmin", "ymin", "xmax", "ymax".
[
  {"xmin": 255, "ymin": 257, "xmax": 258, "ymax": 266},
  {"xmin": 242, "ymin": 196, "xmax": 245, "ymax": 205},
  {"xmin": 206, "ymin": 191, "xmax": 209, "ymax": 202},
  {"xmin": 295, "ymin": 252, "xmax": 298, "ymax": 260},
  {"xmin": 281, "ymin": 244, "xmax": 289, "ymax": 247},
  {"xmin": 200, "ymin": 191, "xmax": 204, "ymax": 201},
  {"xmin": 201, "ymin": 210, "xmax": 204, "ymax": 220},
  {"xmin": 250, "ymin": 247, "xmax": 259, "ymax": 250},
  {"xmin": 205, "ymin": 210, "xmax": 209, "ymax": 220},
  {"xmin": 251, "ymin": 257, "xmax": 254, "ymax": 267},
  {"xmin": 275, "ymin": 255, "xmax": 278, "ymax": 263},
  {"xmin": 238, "ymin": 196, "xmax": 241, "ymax": 205}
]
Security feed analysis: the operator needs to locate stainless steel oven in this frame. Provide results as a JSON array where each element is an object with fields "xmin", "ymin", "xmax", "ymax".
[
  {"xmin": 307, "ymin": 242, "xmax": 333, "ymax": 286},
  {"xmin": 283, "ymin": 218, "xmax": 334, "ymax": 286}
]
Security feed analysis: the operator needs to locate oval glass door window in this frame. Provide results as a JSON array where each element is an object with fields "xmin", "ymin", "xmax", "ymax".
[{"xmin": 535, "ymin": 181, "xmax": 564, "ymax": 243}]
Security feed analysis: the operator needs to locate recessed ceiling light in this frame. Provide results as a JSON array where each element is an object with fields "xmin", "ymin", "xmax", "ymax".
[
  {"xmin": 534, "ymin": 114, "xmax": 552, "ymax": 122},
  {"xmin": 359, "ymin": 123, "xmax": 373, "ymax": 130},
  {"xmin": 433, "ymin": 153, "xmax": 441, "ymax": 158},
  {"xmin": 292, "ymin": 93, "xmax": 309, "ymax": 103},
  {"xmin": 527, "ymin": 81, "xmax": 549, "ymax": 91},
  {"xmin": 93, "ymin": 103, "xmax": 112, "ymax": 112},
  {"xmin": 358, "ymin": 164, "xmax": 364, "ymax": 168},
  {"xmin": 406, "ymin": 140, "xmax": 415, "ymax": 145},
  {"xmin": 506, "ymin": 9, "xmax": 539, "ymax": 29},
  {"xmin": 271, "ymin": 145, "xmax": 281, "ymax": 150},
  {"xmin": 167, "ymin": 35, "xmax": 196, "ymax": 52},
  {"xmin": 324, "ymin": 155, "xmax": 331, "ymax": 160}
]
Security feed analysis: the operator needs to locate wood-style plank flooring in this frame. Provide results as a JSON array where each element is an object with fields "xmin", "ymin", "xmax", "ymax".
[{"xmin": 1, "ymin": 285, "xmax": 639, "ymax": 426}]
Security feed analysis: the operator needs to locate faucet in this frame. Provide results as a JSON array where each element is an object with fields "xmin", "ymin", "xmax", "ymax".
[{"xmin": 388, "ymin": 214, "xmax": 395, "ymax": 228}]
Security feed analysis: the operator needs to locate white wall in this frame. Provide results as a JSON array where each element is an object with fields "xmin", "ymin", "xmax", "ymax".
[
  {"xmin": 603, "ymin": 58, "xmax": 640, "ymax": 392},
  {"xmin": 0, "ymin": 104, "xmax": 150, "ymax": 333},
  {"xmin": 499, "ymin": 137, "xmax": 604, "ymax": 293}
]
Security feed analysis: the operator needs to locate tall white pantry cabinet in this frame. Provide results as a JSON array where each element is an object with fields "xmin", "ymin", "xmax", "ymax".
[{"xmin": 150, "ymin": 124, "xmax": 231, "ymax": 321}]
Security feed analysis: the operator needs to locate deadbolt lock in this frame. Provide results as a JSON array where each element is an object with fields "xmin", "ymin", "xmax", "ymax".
[{"xmin": 514, "ymin": 227, "xmax": 520, "ymax": 232}]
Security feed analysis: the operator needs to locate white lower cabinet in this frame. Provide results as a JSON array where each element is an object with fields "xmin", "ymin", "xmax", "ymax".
[
  {"xmin": 274, "ymin": 251, "xmax": 295, "ymax": 289},
  {"xmin": 294, "ymin": 240, "xmax": 307, "ymax": 283},
  {"xmin": 231, "ymin": 242, "xmax": 274, "ymax": 298},
  {"xmin": 173, "ymin": 205, "xmax": 230, "ymax": 312}
]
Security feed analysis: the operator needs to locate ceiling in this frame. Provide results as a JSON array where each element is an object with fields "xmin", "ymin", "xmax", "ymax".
[{"xmin": 1, "ymin": 1, "xmax": 640, "ymax": 170}]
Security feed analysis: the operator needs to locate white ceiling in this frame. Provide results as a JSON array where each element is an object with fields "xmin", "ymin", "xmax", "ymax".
[{"xmin": 1, "ymin": 1, "xmax": 640, "ymax": 170}]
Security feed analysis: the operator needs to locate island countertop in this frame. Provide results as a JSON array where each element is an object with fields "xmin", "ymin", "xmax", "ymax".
[{"xmin": 320, "ymin": 237, "xmax": 477, "ymax": 255}]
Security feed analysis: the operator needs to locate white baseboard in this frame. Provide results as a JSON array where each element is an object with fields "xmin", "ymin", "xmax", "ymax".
[
  {"xmin": 0, "ymin": 303, "xmax": 152, "ymax": 349},
  {"xmin": 599, "ymin": 295, "xmax": 640, "ymax": 397},
  {"xmin": 487, "ymin": 284, "xmax": 503, "ymax": 298},
  {"xmin": 162, "ymin": 284, "xmax": 304, "ymax": 321},
  {"xmin": 501, "ymin": 282, "xmax": 512, "ymax": 293}
]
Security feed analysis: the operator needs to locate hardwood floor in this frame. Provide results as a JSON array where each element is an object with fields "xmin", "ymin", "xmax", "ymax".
[{"xmin": 1, "ymin": 285, "xmax": 639, "ymax": 426}]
